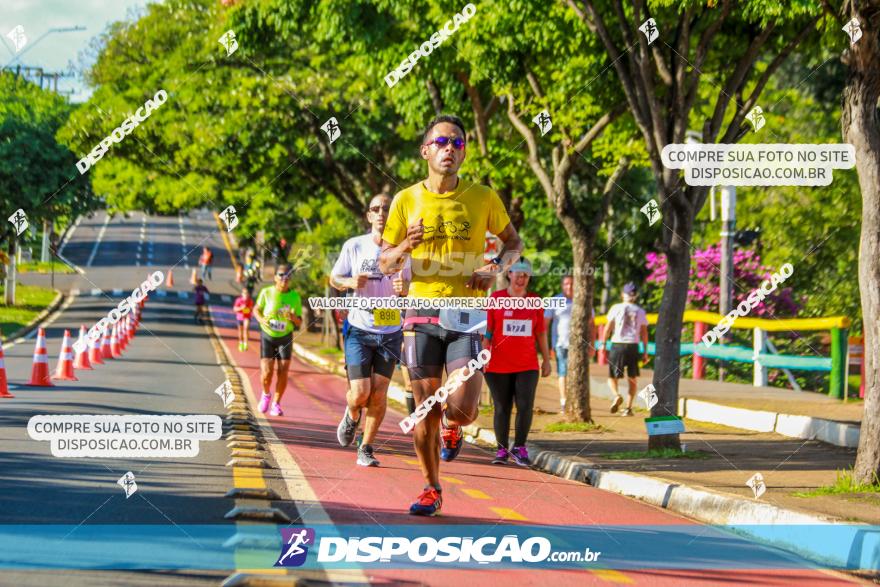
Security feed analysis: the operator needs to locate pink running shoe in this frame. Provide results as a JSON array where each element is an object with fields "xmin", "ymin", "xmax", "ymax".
[
  {"xmin": 258, "ymin": 392, "xmax": 271, "ymax": 413},
  {"xmin": 269, "ymin": 402, "xmax": 283, "ymax": 417}
]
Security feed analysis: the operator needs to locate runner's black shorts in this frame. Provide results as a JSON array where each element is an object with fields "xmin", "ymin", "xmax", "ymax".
[
  {"xmin": 403, "ymin": 309, "xmax": 482, "ymax": 381},
  {"xmin": 608, "ymin": 342, "xmax": 640, "ymax": 378},
  {"xmin": 261, "ymin": 331, "xmax": 293, "ymax": 361},
  {"xmin": 344, "ymin": 325, "xmax": 403, "ymax": 380}
]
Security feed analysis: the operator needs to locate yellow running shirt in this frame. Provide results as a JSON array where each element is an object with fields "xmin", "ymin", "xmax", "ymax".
[{"xmin": 382, "ymin": 180, "xmax": 511, "ymax": 298}]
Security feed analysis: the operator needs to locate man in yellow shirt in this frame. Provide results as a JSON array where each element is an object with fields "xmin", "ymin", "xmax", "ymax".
[{"xmin": 380, "ymin": 115, "xmax": 522, "ymax": 516}]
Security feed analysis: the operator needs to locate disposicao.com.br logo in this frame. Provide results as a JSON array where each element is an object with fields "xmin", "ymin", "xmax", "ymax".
[{"xmin": 274, "ymin": 526, "xmax": 601, "ymax": 568}]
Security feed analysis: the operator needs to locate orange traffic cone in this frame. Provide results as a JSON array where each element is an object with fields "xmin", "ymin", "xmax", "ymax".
[
  {"xmin": 26, "ymin": 328, "xmax": 54, "ymax": 387},
  {"xmin": 0, "ymin": 346, "xmax": 13, "ymax": 398},
  {"xmin": 118, "ymin": 318, "xmax": 127, "ymax": 351},
  {"xmin": 53, "ymin": 329, "xmax": 78, "ymax": 381},
  {"xmin": 166, "ymin": 270, "xmax": 174, "ymax": 287},
  {"xmin": 73, "ymin": 325, "xmax": 93, "ymax": 370},
  {"xmin": 101, "ymin": 326, "xmax": 113, "ymax": 360},
  {"xmin": 122, "ymin": 316, "xmax": 130, "ymax": 349},
  {"xmin": 110, "ymin": 322, "xmax": 122, "ymax": 358},
  {"xmin": 89, "ymin": 326, "xmax": 104, "ymax": 365}
]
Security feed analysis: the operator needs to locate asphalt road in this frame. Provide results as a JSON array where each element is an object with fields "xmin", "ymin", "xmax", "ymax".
[
  {"xmin": 1, "ymin": 211, "xmax": 289, "ymax": 585},
  {"xmin": 0, "ymin": 210, "xmax": 866, "ymax": 586}
]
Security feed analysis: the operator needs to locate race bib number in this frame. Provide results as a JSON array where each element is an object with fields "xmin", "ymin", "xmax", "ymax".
[
  {"xmin": 373, "ymin": 308, "xmax": 400, "ymax": 326},
  {"xmin": 503, "ymin": 319, "xmax": 532, "ymax": 337},
  {"xmin": 268, "ymin": 319, "xmax": 287, "ymax": 332},
  {"xmin": 439, "ymin": 309, "xmax": 487, "ymax": 334}
]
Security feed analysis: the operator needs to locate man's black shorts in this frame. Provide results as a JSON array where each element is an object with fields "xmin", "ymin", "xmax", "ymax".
[
  {"xmin": 403, "ymin": 310, "xmax": 482, "ymax": 381},
  {"xmin": 261, "ymin": 332, "xmax": 293, "ymax": 360},
  {"xmin": 608, "ymin": 342, "xmax": 640, "ymax": 378}
]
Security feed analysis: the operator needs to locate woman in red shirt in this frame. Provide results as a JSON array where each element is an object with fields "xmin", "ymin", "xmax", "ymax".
[
  {"xmin": 482, "ymin": 258, "xmax": 551, "ymax": 467},
  {"xmin": 232, "ymin": 287, "xmax": 255, "ymax": 352}
]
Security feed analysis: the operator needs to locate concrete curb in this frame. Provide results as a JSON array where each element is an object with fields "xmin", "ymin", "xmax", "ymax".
[
  {"xmin": 591, "ymin": 373, "xmax": 859, "ymax": 449},
  {"xmin": 680, "ymin": 397, "xmax": 860, "ymax": 448},
  {"xmin": 1, "ymin": 289, "xmax": 64, "ymax": 349}
]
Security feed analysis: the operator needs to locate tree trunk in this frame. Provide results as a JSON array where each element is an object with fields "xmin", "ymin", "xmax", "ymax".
[
  {"xmin": 845, "ymin": 5, "xmax": 880, "ymax": 484},
  {"xmin": 565, "ymin": 230, "xmax": 594, "ymax": 422},
  {"xmin": 648, "ymin": 205, "xmax": 694, "ymax": 450},
  {"xmin": 601, "ymin": 205, "xmax": 614, "ymax": 314},
  {"xmin": 4, "ymin": 240, "xmax": 17, "ymax": 306}
]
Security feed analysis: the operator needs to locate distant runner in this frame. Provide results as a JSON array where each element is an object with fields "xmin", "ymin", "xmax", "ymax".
[
  {"xmin": 600, "ymin": 282, "xmax": 649, "ymax": 417},
  {"xmin": 233, "ymin": 286, "xmax": 254, "ymax": 351},
  {"xmin": 242, "ymin": 252, "xmax": 262, "ymax": 297},
  {"xmin": 253, "ymin": 263, "xmax": 303, "ymax": 417},
  {"xmin": 379, "ymin": 114, "xmax": 523, "ymax": 516},
  {"xmin": 193, "ymin": 278, "xmax": 209, "ymax": 324},
  {"xmin": 331, "ymin": 194, "xmax": 410, "ymax": 467},
  {"xmin": 199, "ymin": 246, "xmax": 214, "ymax": 281}
]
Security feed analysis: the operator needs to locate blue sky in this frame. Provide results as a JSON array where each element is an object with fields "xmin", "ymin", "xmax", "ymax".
[{"xmin": 1, "ymin": 0, "xmax": 146, "ymax": 102}]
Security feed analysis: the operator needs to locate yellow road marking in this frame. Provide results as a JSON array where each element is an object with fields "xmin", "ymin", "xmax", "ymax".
[
  {"xmin": 214, "ymin": 211, "xmax": 241, "ymax": 274},
  {"xmin": 234, "ymin": 566, "xmax": 288, "ymax": 575},
  {"xmin": 590, "ymin": 569, "xmax": 635, "ymax": 584},
  {"xmin": 234, "ymin": 466, "xmax": 266, "ymax": 489},
  {"xmin": 461, "ymin": 488, "xmax": 491, "ymax": 500},
  {"xmin": 440, "ymin": 476, "xmax": 464, "ymax": 485},
  {"xmin": 403, "ymin": 459, "xmax": 420, "ymax": 465},
  {"xmin": 489, "ymin": 507, "xmax": 527, "ymax": 521}
]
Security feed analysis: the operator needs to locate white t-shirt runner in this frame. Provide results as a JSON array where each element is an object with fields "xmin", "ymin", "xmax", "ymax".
[
  {"xmin": 606, "ymin": 302, "xmax": 648, "ymax": 344},
  {"xmin": 331, "ymin": 233, "xmax": 411, "ymax": 335}
]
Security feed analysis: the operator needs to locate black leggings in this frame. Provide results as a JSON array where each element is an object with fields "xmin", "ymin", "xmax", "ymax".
[{"xmin": 485, "ymin": 371, "xmax": 539, "ymax": 448}]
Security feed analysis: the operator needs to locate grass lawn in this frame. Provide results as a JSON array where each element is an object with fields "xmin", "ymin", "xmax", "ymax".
[
  {"xmin": 602, "ymin": 448, "xmax": 711, "ymax": 460},
  {"xmin": 17, "ymin": 261, "xmax": 76, "ymax": 274},
  {"xmin": 0, "ymin": 284, "xmax": 58, "ymax": 339},
  {"xmin": 544, "ymin": 421, "xmax": 608, "ymax": 433},
  {"xmin": 795, "ymin": 468, "xmax": 880, "ymax": 498}
]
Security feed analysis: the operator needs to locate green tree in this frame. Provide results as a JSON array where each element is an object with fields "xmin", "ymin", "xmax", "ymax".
[
  {"xmin": 1, "ymin": 71, "xmax": 94, "ymax": 302},
  {"xmin": 569, "ymin": 0, "xmax": 825, "ymax": 448}
]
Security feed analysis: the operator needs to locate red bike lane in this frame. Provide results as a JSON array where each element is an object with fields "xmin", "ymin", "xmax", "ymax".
[{"xmin": 212, "ymin": 308, "xmax": 860, "ymax": 586}]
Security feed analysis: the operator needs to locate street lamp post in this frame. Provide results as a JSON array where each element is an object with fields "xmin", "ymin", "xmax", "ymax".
[{"xmin": 687, "ymin": 132, "xmax": 737, "ymax": 380}]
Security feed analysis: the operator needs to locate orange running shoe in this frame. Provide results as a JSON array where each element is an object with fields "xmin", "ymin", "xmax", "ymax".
[{"xmin": 409, "ymin": 486, "xmax": 442, "ymax": 516}]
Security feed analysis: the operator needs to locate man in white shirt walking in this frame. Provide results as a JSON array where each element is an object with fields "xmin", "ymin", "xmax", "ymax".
[
  {"xmin": 600, "ymin": 282, "xmax": 649, "ymax": 416},
  {"xmin": 545, "ymin": 274, "xmax": 594, "ymax": 413}
]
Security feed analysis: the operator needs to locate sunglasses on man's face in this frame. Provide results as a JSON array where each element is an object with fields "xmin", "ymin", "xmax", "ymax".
[
  {"xmin": 424, "ymin": 136, "xmax": 466, "ymax": 150},
  {"xmin": 276, "ymin": 271, "xmax": 292, "ymax": 279},
  {"xmin": 368, "ymin": 205, "xmax": 391, "ymax": 214}
]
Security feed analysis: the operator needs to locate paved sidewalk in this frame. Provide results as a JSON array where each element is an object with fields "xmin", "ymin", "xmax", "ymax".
[{"xmin": 295, "ymin": 332, "xmax": 873, "ymax": 524}]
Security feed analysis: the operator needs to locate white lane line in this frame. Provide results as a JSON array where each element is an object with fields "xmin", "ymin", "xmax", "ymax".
[
  {"xmin": 85, "ymin": 214, "xmax": 111, "ymax": 267},
  {"xmin": 56, "ymin": 251, "xmax": 86, "ymax": 275},
  {"xmin": 57, "ymin": 215, "xmax": 82, "ymax": 255},
  {"xmin": 70, "ymin": 288, "xmax": 80, "ymax": 297}
]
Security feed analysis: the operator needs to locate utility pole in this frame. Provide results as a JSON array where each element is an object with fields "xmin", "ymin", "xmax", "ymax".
[{"xmin": 719, "ymin": 186, "xmax": 737, "ymax": 318}]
